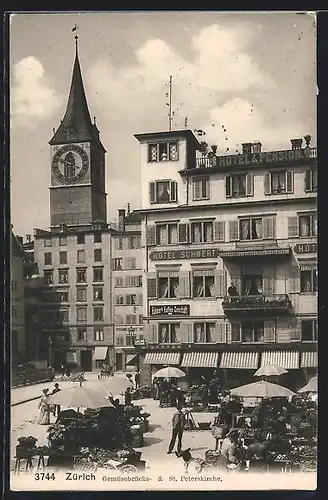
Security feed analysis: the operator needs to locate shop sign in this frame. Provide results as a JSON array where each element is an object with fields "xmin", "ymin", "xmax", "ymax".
[
  {"xmin": 134, "ymin": 339, "xmax": 146, "ymax": 346},
  {"xmin": 115, "ymin": 326, "xmax": 143, "ymax": 333},
  {"xmin": 149, "ymin": 248, "xmax": 220, "ymax": 261},
  {"xmin": 150, "ymin": 304, "xmax": 190, "ymax": 316},
  {"xmin": 294, "ymin": 243, "xmax": 317, "ymax": 254},
  {"xmin": 148, "ymin": 344, "xmax": 181, "ymax": 351}
]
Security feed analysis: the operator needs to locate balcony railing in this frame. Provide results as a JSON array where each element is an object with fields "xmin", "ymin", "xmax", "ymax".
[{"xmin": 222, "ymin": 294, "xmax": 292, "ymax": 316}]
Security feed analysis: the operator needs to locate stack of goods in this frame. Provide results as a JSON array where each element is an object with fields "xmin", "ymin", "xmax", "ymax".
[
  {"xmin": 205, "ymin": 450, "xmax": 221, "ymax": 467},
  {"xmin": 74, "ymin": 446, "xmax": 145, "ymax": 473},
  {"xmin": 288, "ymin": 439, "xmax": 317, "ymax": 472}
]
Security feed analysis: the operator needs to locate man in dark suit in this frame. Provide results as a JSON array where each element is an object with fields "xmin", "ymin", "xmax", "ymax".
[{"xmin": 167, "ymin": 405, "xmax": 185, "ymax": 454}]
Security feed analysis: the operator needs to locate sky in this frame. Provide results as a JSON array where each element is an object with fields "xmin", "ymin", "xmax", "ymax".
[{"xmin": 10, "ymin": 11, "xmax": 317, "ymax": 237}]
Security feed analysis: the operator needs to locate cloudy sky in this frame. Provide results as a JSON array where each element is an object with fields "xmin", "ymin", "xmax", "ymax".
[{"xmin": 10, "ymin": 11, "xmax": 316, "ymax": 237}]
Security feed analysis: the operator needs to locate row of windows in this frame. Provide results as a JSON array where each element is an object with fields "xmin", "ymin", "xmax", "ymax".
[
  {"xmin": 44, "ymin": 249, "xmax": 102, "ymax": 266},
  {"xmin": 149, "ymin": 320, "xmax": 317, "ymax": 344},
  {"xmin": 114, "ymin": 275, "xmax": 142, "ymax": 288},
  {"xmin": 42, "ymin": 286, "xmax": 104, "ymax": 303},
  {"xmin": 43, "ymin": 267, "xmax": 104, "ymax": 285},
  {"xmin": 146, "ymin": 213, "xmax": 317, "ymax": 246},
  {"xmin": 44, "ymin": 232, "xmax": 102, "ymax": 247},
  {"xmin": 112, "ymin": 258, "xmax": 137, "ymax": 270},
  {"xmin": 148, "ymin": 141, "xmax": 179, "ymax": 162},
  {"xmin": 114, "ymin": 293, "xmax": 143, "ymax": 305},
  {"xmin": 76, "ymin": 328, "xmax": 105, "ymax": 341},
  {"xmin": 116, "ymin": 334, "xmax": 145, "ymax": 346},
  {"xmin": 114, "ymin": 236, "xmax": 141, "ymax": 250},
  {"xmin": 148, "ymin": 169, "xmax": 317, "ymax": 204},
  {"xmin": 42, "ymin": 306, "xmax": 104, "ymax": 323},
  {"xmin": 115, "ymin": 315, "xmax": 143, "ymax": 325}
]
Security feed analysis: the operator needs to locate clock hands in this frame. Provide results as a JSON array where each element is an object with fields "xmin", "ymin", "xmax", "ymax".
[{"xmin": 59, "ymin": 158, "xmax": 75, "ymax": 166}]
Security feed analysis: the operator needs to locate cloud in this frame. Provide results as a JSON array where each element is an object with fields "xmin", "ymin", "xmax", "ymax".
[{"xmin": 11, "ymin": 56, "xmax": 62, "ymax": 128}]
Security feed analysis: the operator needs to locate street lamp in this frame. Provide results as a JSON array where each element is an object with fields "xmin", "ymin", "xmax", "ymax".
[{"xmin": 48, "ymin": 335, "xmax": 53, "ymax": 368}]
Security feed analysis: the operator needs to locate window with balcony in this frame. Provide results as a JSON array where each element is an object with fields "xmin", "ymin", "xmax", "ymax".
[
  {"xmin": 156, "ymin": 223, "xmax": 178, "ymax": 245},
  {"xmin": 193, "ymin": 177, "xmax": 209, "ymax": 200},
  {"xmin": 158, "ymin": 323, "xmax": 180, "ymax": 343},
  {"xmin": 192, "ymin": 270, "xmax": 215, "ymax": 298},
  {"xmin": 77, "ymin": 250, "xmax": 86, "ymax": 263},
  {"xmin": 77, "ymin": 306, "xmax": 87, "ymax": 322},
  {"xmin": 301, "ymin": 319, "xmax": 318, "ymax": 341},
  {"xmin": 44, "ymin": 252, "xmax": 52, "ymax": 266},
  {"xmin": 158, "ymin": 275, "xmax": 179, "ymax": 298},
  {"xmin": 76, "ymin": 287, "xmax": 87, "ymax": 302},
  {"xmin": 44, "ymin": 238, "xmax": 52, "ymax": 247},
  {"xmin": 148, "ymin": 141, "xmax": 179, "ymax": 162},
  {"xmin": 191, "ymin": 220, "xmax": 213, "ymax": 243},
  {"xmin": 43, "ymin": 270, "xmax": 53, "ymax": 285},
  {"xmin": 149, "ymin": 180, "xmax": 178, "ymax": 204},
  {"xmin": 300, "ymin": 267, "xmax": 317, "ymax": 293},
  {"xmin": 226, "ymin": 174, "xmax": 254, "ymax": 198},
  {"xmin": 59, "ymin": 236, "xmax": 67, "ymax": 246},
  {"xmin": 94, "ymin": 232, "xmax": 102, "ymax": 243},
  {"xmin": 241, "ymin": 321, "xmax": 265, "ymax": 343},
  {"xmin": 305, "ymin": 169, "xmax": 317, "ymax": 193},
  {"xmin": 242, "ymin": 275, "xmax": 263, "ymax": 295},
  {"xmin": 113, "ymin": 258, "xmax": 123, "ymax": 270},
  {"xmin": 59, "ymin": 251, "xmax": 67, "ymax": 265},
  {"xmin": 77, "ymin": 327, "xmax": 87, "ymax": 341},
  {"xmin": 94, "ymin": 249, "xmax": 102, "ymax": 262},
  {"xmin": 93, "ymin": 286, "xmax": 103, "ymax": 301},
  {"xmin": 77, "ymin": 234, "xmax": 85, "ymax": 244},
  {"xmin": 93, "ymin": 306, "xmax": 104, "ymax": 321},
  {"xmin": 94, "ymin": 328, "xmax": 104, "ymax": 341},
  {"xmin": 265, "ymin": 171, "xmax": 294, "ymax": 195},
  {"xmin": 93, "ymin": 267, "xmax": 103, "ymax": 282},
  {"xmin": 194, "ymin": 322, "xmax": 215, "ymax": 343},
  {"xmin": 59, "ymin": 269, "xmax": 69, "ymax": 284},
  {"xmin": 76, "ymin": 269, "xmax": 86, "ymax": 283},
  {"xmin": 299, "ymin": 214, "xmax": 317, "ymax": 237}
]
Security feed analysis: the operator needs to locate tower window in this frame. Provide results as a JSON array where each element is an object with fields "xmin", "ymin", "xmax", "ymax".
[
  {"xmin": 44, "ymin": 238, "xmax": 52, "ymax": 247},
  {"xmin": 148, "ymin": 141, "xmax": 179, "ymax": 162}
]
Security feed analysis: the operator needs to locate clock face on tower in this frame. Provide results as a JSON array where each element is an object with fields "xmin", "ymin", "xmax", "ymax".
[{"xmin": 52, "ymin": 144, "xmax": 89, "ymax": 184}]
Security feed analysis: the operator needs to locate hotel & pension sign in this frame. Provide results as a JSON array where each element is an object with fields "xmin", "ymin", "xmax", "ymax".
[
  {"xmin": 149, "ymin": 248, "xmax": 220, "ymax": 261},
  {"xmin": 216, "ymin": 148, "xmax": 315, "ymax": 168},
  {"xmin": 294, "ymin": 243, "xmax": 317, "ymax": 254},
  {"xmin": 150, "ymin": 305, "xmax": 190, "ymax": 316}
]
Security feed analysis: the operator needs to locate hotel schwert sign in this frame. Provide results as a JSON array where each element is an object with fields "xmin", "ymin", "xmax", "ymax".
[
  {"xmin": 294, "ymin": 243, "xmax": 317, "ymax": 254},
  {"xmin": 149, "ymin": 248, "xmax": 220, "ymax": 261}
]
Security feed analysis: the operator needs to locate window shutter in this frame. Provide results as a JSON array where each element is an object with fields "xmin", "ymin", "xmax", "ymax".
[
  {"xmin": 180, "ymin": 322, "xmax": 193, "ymax": 343},
  {"xmin": 214, "ymin": 320, "xmax": 226, "ymax": 343},
  {"xmin": 111, "ymin": 258, "xmax": 115, "ymax": 270},
  {"xmin": 137, "ymin": 294, "xmax": 143, "ymax": 306},
  {"xmin": 146, "ymin": 225, "xmax": 156, "ymax": 246},
  {"xmin": 264, "ymin": 321, "xmax": 276, "ymax": 342},
  {"xmin": 149, "ymin": 182, "xmax": 156, "ymax": 203},
  {"xmin": 288, "ymin": 268, "xmax": 300, "ymax": 294},
  {"xmin": 231, "ymin": 322, "xmax": 241, "ymax": 343},
  {"xmin": 193, "ymin": 179, "xmax": 201, "ymax": 200},
  {"xmin": 179, "ymin": 271, "xmax": 190, "ymax": 298},
  {"xmin": 214, "ymin": 269, "xmax": 226, "ymax": 297},
  {"xmin": 225, "ymin": 176, "xmax": 232, "ymax": 198},
  {"xmin": 228, "ymin": 220, "xmax": 239, "ymax": 241},
  {"xmin": 214, "ymin": 221, "xmax": 225, "ymax": 242},
  {"xmin": 288, "ymin": 217, "xmax": 299, "ymax": 238},
  {"xmin": 264, "ymin": 173, "xmax": 271, "ymax": 195},
  {"xmin": 170, "ymin": 181, "xmax": 177, "ymax": 202},
  {"xmin": 145, "ymin": 323, "xmax": 158, "ymax": 343},
  {"xmin": 304, "ymin": 170, "xmax": 311, "ymax": 192},
  {"xmin": 262, "ymin": 217, "xmax": 276, "ymax": 239},
  {"xmin": 246, "ymin": 174, "xmax": 254, "ymax": 196},
  {"xmin": 147, "ymin": 272, "xmax": 157, "ymax": 299},
  {"xmin": 178, "ymin": 223, "xmax": 189, "ymax": 243},
  {"xmin": 286, "ymin": 171, "xmax": 294, "ymax": 193}
]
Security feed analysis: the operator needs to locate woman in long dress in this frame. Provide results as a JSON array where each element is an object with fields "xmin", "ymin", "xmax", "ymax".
[{"xmin": 37, "ymin": 388, "xmax": 51, "ymax": 425}]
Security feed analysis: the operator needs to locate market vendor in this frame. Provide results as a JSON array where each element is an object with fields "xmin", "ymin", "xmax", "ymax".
[
  {"xmin": 220, "ymin": 430, "xmax": 240, "ymax": 469},
  {"xmin": 245, "ymin": 432, "xmax": 269, "ymax": 472}
]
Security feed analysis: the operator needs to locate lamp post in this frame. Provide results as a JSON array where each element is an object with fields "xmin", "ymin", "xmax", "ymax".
[{"xmin": 48, "ymin": 335, "xmax": 53, "ymax": 368}]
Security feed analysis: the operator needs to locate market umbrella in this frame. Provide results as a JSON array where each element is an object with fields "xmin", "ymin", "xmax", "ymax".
[
  {"xmin": 47, "ymin": 385, "xmax": 115, "ymax": 409},
  {"xmin": 254, "ymin": 364, "xmax": 288, "ymax": 377},
  {"xmin": 153, "ymin": 366, "xmax": 186, "ymax": 378},
  {"xmin": 96, "ymin": 376, "xmax": 134, "ymax": 394},
  {"xmin": 230, "ymin": 380, "xmax": 296, "ymax": 399},
  {"xmin": 298, "ymin": 376, "xmax": 318, "ymax": 393}
]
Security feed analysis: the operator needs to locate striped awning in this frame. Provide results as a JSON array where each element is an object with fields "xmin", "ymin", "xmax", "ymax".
[
  {"xmin": 220, "ymin": 248, "xmax": 290, "ymax": 258},
  {"xmin": 220, "ymin": 352, "xmax": 259, "ymax": 369},
  {"xmin": 181, "ymin": 352, "xmax": 219, "ymax": 368},
  {"xmin": 143, "ymin": 352, "xmax": 180, "ymax": 365},
  {"xmin": 261, "ymin": 351, "xmax": 299, "ymax": 369},
  {"xmin": 301, "ymin": 351, "xmax": 318, "ymax": 368},
  {"xmin": 92, "ymin": 346, "xmax": 108, "ymax": 360}
]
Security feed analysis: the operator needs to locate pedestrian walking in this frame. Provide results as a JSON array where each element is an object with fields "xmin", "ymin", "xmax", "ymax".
[
  {"xmin": 135, "ymin": 370, "xmax": 141, "ymax": 389},
  {"xmin": 51, "ymin": 383, "xmax": 61, "ymax": 417},
  {"xmin": 37, "ymin": 388, "xmax": 51, "ymax": 425},
  {"xmin": 167, "ymin": 405, "xmax": 185, "ymax": 454},
  {"xmin": 124, "ymin": 386, "xmax": 132, "ymax": 406}
]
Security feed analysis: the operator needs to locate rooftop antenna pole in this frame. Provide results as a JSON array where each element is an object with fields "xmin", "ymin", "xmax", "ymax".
[
  {"xmin": 169, "ymin": 75, "xmax": 172, "ymax": 132},
  {"xmin": 72, "ymin": 24, "xmax": 79, "ymax": 53}
]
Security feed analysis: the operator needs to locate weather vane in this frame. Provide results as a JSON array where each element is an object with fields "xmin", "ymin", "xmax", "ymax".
[{"xmin": 72, "ymin": 24, "xmax": 79, "ymax": 48}]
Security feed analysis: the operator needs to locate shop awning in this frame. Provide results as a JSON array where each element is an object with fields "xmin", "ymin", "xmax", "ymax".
[
  {"xmin": 181, "ymin": 352, "xmax": 219, "ymax": 368},
  {"xmin": 219, "ymin": 248, "xmax": 290, "ymax": 258},
  {"xmin": 220, "ymin": 352, "xmax": 259, "ymax": 369},
  {"xmin": 92, "ymin": 346, "xmax": 108, "ymax": 360},
  {"xmin": 126, "ymin": 354, "xmax": 138, "ymax": 366},
  {"xmin": 66, "ymin": 351, "xmax": 77, "ymax": 364},
  {"xmin": 143, "ymin": 352, "xmax": 181, "ymax": 365},
  {"xmin": 301, "ymin": 351, "xmax": 318, "ymax": 368},
  {"xmin": 261, "ymin": 351, "xmax": 299, "ymax": 369}
]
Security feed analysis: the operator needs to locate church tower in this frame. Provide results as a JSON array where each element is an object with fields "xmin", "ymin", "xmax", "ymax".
[{"xmin": 49, "ymin": 36, "xmax": 107, "ymax": 227}]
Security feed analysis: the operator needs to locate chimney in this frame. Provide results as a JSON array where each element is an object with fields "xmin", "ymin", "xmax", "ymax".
[
  {"xmin": 16, "ymin": 236, "xmax": 23, "ymax": 245},
  {"xmin": 291, "ymin": 138, "xmax": 303, "ymax": 150},
  {"xmin": 252, "ymin": 142, "xmax": 262, "ymax": 154},
  {"xmin": 26, "ymin": 234, "xmax": 31, "ymax": 243},
  {"xmin": 242, "ymin": 143, "xmax": 252, "ymax": 155},
  {"xmin": 127, "ymin": 203, "xmax": 131, "ymax": 215},
  {"xmin": 118, "ymin": 209, "xmax": 125, "ymax": 231}
]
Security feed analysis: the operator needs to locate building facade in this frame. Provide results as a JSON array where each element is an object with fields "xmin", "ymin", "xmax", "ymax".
[
  {"xmin": 11, "ymin": 229, "xmax": 26, "ymax": 366},
  {"xmin": 134, "ymin": 130, "xmax": 317, "ymax": 389},
  {"xmin": 112, "ymin": 208, "xmax": 144, "ymax": 371}
]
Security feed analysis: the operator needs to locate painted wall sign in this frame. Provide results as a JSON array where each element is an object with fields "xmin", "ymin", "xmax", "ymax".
[
  {"xmin": 148, "ymin": 344, "xmax": 181, "ymax": 351},
  {"xmin": 215, "ymin": 148, "xmax": 316, "ymax": 168},
  {"xmin": 294, "ymin": 243, "xmax": 317, "ymax": 254},
  {"xmin": 150, "ymin": 304, "xmax": 190, "ymax": 316},
  {"xmin": 149, "ymin": 248, "xmax": 220, "ymax": 261},
  {"xmin": 115, "ymin": 326, "xmax": 143, "ymax": 332}
]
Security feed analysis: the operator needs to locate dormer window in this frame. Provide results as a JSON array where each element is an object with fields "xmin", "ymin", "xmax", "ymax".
[{"xmin": 148, "ymin": 141, "xmax": 179, "ymax": 162}]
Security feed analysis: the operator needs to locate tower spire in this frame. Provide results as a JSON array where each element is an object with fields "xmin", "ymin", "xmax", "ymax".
[{"xmin": 73, "ymin": 24, "xmax": 79, "ymax": 54}]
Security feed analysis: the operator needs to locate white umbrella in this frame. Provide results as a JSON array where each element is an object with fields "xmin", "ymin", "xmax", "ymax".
[
  {"xmin": 230, "ymin": 380, "xmax": 296, "ymax": 399},
  {"xmin": 47, "ymin": 385, "xmax": 115, "ymax": 409},
  {"xmin": 153, "ymin": 366, "xmax": 186, "ymax": 378},
  {"xmin": 254, "ymin": 364, "xmax": 288, "ymax": 377},
  {"xmin": 97, "ymin": 376, "xmax": 133, "ymax": 394},
  {"xmin": 298, "ymin": 376, "xmax": 318, "ymax": 393}
]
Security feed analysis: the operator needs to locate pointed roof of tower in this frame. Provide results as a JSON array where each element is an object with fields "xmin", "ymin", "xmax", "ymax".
[{"xmin": 49, "ymin": 40, "xmax": 97, "ymax": 145}]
